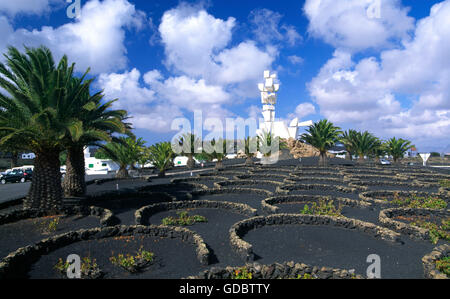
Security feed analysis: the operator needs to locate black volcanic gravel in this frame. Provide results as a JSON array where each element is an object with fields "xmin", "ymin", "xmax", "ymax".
[
  {"xmin": 27, "ymin": 235, "xmax": 206, "ymax": 279},
  {"xmin": 0, "ymin": 215, "xmax": 100, "ymax": 260},
  {"xmin": 2, "ymin": 161, "xmax": 449, "ymax": 279},
  {"xmin": 243, "ymin": 224, "xmax": 437, "ymax": 279},
  {"xmin": 191, "ymin": 191, "xmax": 268, "ymax": 212},
  {"xmin": 285, "ymin": 189, "xmax": 362, "ymax": 201},
  {"xmin": 148, "ymin": 208, "xmax": 247, "ymax": 267},
  {"xmin": 86, "ymin": 179, "xmax": 151, "ymax": 195}
]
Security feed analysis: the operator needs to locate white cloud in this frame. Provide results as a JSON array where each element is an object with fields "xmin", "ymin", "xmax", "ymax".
[
  {"xmin": 149, "ymin": 75, "xmax": 231, "ymax": 111},
  {"xmin": 303, "ymin": 0, "xmax": 414, "ymax": 52},
  {"xmin": 157, "ymin": 4, "xmax": 276, "ymax": 100},
  {"xmin": 247, "ymin": 105, "xmax": 262, "ymax": 120},
  {"xmin": 1, "ymin": 0, "xmax": 146, "ymax": 74},
  {"xmin": 0, "ymin": 0, "xmax": 61, "ymax": 17},
  {"xmin": 307, "ymin": 0, "xmax": 450, "ymax": 150},
  {"xmin": 98, "ymin": 4, "xmax": 280, "ymax": 134},
  {"xmin": 249, "ymin": 8, "xmax": 302, "ymax": 47},
  {"xmin": 289, "ymin": 103, "xmax": 317, "ymax": 120},
  {"xmin": 159, "ymin": 6, "xmax": 235, "ymax": 78},
  {"xmin": 287, "ymin": 55, "xmax": 304, "ymax": 65},
  {"xmin": 98, "ymin": 68, "xmax": 156, "ymax": 111},
  {"xmin": 214, "ymin": 41, "xmax": 274, "ymax": 85}
]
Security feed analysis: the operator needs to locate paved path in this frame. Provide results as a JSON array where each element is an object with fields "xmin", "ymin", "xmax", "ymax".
[{"xmin": 0, "ymin": 174, "xmax": 114, "ymax": 204}]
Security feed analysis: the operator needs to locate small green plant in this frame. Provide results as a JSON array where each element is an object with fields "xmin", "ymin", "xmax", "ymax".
[
  {"xmin": 110, "ymin": 246, "xmax": 154, "ymax": 273},
  {"xmin": 439, "ymin": 180, "xmax": 450, "ymax": 188},
  {"xmin": 162, "ymin": 211, "xmax": 208, "ymax": 226},
  {"xmin": 391, "ymin": 194, "xmax": 447, "ymax": 210},
  {"xmin": 54, "ymin": 256, "xmax": 103, "ymax": 279},
  {"xmin": 300, "ymin": 199, "xmax": 342, "ymax": 216},
  {"xmin": 411, "ymin": 218, "xmax": 450, "ymax": 244},
  {"xmin": 80, "ymin": 257, "xmax": 102, "ymax": 279},
  {"xmin": 232, "ymin": 267, "xmax": 253, "ymax": 279},
  {"xmin": 37, "ymin": 216, "xmax": 60, "ymax": 234},
  {"xmin": 296, "ymin": 273, "xmax": 317, "ymax": 279},
  {"xmin": 54, "ymin": 258, "xmax": 70, "ymax": 273},
  {"xmin": 435, "ymin": 256, "xmax": 450, "ymax": 277}
]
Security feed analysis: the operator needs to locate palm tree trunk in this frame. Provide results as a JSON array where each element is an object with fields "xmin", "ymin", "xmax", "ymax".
[
  {"xmin": 62, "ymin": 146, "xmax": 86, "ymax": 197},
  {"xmin": 358, "ymin": 155, "xmax": 365, "ymax": 164},
  {"xmin": 158, "ymin": 170, "xmax": 166, "ymax": 178},
  {"xmin": 215, "ymin": 160, "xmax": 224, "ymax": 170},
  {"xmin": 319, "ymin": 151, "xmax": 327, "ymax": 166},
  {"xmin": 245, "ymin": 156, "xmax": 254, "ymax": 166},
  {"xmin": 116, "ymin": 165, "xmax": 129, "ymax": 178},
  {"xmin": 345, "ymin": 152, "xmax": 351, "ymax": 161},
  {"xmin": 24, "ymin": 149, "xmax": 62, "ymax": 212},
  {"xmin": 187, "ymin": 154, "xmax": 195, "ymax": 169},
  {"xmin": 10, "ymin": 151, "xmax": 18, "ymax": 168}
]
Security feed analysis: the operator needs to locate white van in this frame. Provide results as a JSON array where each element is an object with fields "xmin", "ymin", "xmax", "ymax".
[{"xmin": 173, "ymin": 156, "xmax": 200, "ymax": 167}]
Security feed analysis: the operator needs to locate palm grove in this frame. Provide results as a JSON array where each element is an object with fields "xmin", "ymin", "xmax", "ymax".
[{"xmin": 0, "ymin": 46, "xmax": 414, "ymax": 213}]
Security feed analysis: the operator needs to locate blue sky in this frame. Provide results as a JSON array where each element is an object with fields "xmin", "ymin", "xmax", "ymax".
[{"xmin": 0, "ymin": 0, "xmax": 449, "ymax": 152}]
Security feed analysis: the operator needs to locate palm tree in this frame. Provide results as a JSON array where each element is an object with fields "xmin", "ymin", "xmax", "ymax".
[
  {"xmin": 148, "ymin": 142, "xmax": 174, "ymax": 177},
  {"xmin": 371, "ymin": 139, "xmax": 386, "ymax": 164},
  {"xmin": 177, "ymin": 133, "xmax": 201, "ymax": 169},
  {"xmin": 0, "ymin": 46, "xmax": 91, "ymax": 211},
  {"xmin": 257, "ymin": 130, "xmax": 287, "ymax": 165},
  {"xmin": 243, "ymin": 136, "xmax": 257, "ymax": 165},
  {"xmin": 95, "ymin": 136, "xmax": 146, "ymax": 178},
  {"xmin": 352, "ymin": 131, "xmax": 380, "ymax": 163},
  {"xmin": 62, "ymin": 78, "xmax": 129, "ymax": 197},
  {"xmin": 300, "ymin": 120, "xmax": 342, "ymax": 166},
  {"xmin": 385, "ymin": 137, "xmax": 413, "ymax": 163},
  {"xmin": 340, "ymin": 130, "xmax": 358, "ymax": 161},
  {"xmin": 205, "ymin": 138, "xmax": 228, "ymax": 170},
  {"xmin": 0, "ymin": 132, "xmax": 22, "ymax": 168}
]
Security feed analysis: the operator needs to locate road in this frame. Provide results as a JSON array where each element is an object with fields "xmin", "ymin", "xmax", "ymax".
[{"xmin": 0, "ymin": 174, "xmax": 115, "ymax": 204}]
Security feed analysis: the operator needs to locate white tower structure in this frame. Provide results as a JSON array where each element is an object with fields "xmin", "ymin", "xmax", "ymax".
[{"xmin": 257, "ymin": 70, "xmax": 313, "ymax": 139}]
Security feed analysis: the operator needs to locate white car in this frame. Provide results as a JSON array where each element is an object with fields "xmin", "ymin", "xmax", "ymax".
[{"xmin": 380, "ymin": 159, "xmax": 391, "ymax": 165}]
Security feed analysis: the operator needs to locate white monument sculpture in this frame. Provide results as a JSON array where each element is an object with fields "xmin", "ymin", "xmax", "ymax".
[
  {"xmin": 419, "ymin": 153, "xmax": 431, "ymax": 167},
  {"xmin": 256, "ymin": 70, "xmax": 313, "ymax": 139}
]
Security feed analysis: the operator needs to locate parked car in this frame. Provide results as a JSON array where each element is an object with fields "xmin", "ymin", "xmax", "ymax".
[
  {"xmin": 380, "ymin": 159, "xmax": 391, "ymax": 165},
  {"xmin": 0, "ymin": 170, "xmax": 31, "ymax": 184}
]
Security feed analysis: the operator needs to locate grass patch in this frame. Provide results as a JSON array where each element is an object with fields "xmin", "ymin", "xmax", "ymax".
[
  {"xmin": 300, "ymin": 199, "xmax": 343, "ymax": 217},
  {"xmin": 435, "ymin": 256, "xmax": 450, "ymax": 277},
  {"xmin": 162, "ymin": 211, "xmax": 208, "ymax": 226}
]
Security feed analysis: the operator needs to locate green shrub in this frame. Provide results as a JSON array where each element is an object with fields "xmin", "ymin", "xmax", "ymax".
[
  {"xmin": 391, "ymin": 194, "xmax": 447, "ymax": 209},
  {"xmin": 411, "ymin": 218, "xmax": 450, "ymax": 244},
  {"xmin": 54, "ymin": 256, "xmax": 102, "ymax": 278},
  {"xmin": 232, "ymin": 267, "xmax": 253, "ymax": 279},
  {"xmin": 300, "ymin": 199, "xmax": 343, "ymax": 216},
  {"xmin": 296, "ymin": 273, "xmax": 316, "ymax": 279},
  {"xmin": 435, "ymin": 256, "xmax": 450, "ymax": 277},
  {"xmin": 162, "ymin": 211, "xmax": 208, "ymax": 226},
  {"xmin": 110, "ymin": 246, "xmax": 154, "ymax": 273},
  {"xmin": 36, "ymin": 216, "xmax": 60, "ymax": 234},
  {"xmin": 440, "ymin": 180, "xmax": 450, "ymax": 188}
]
